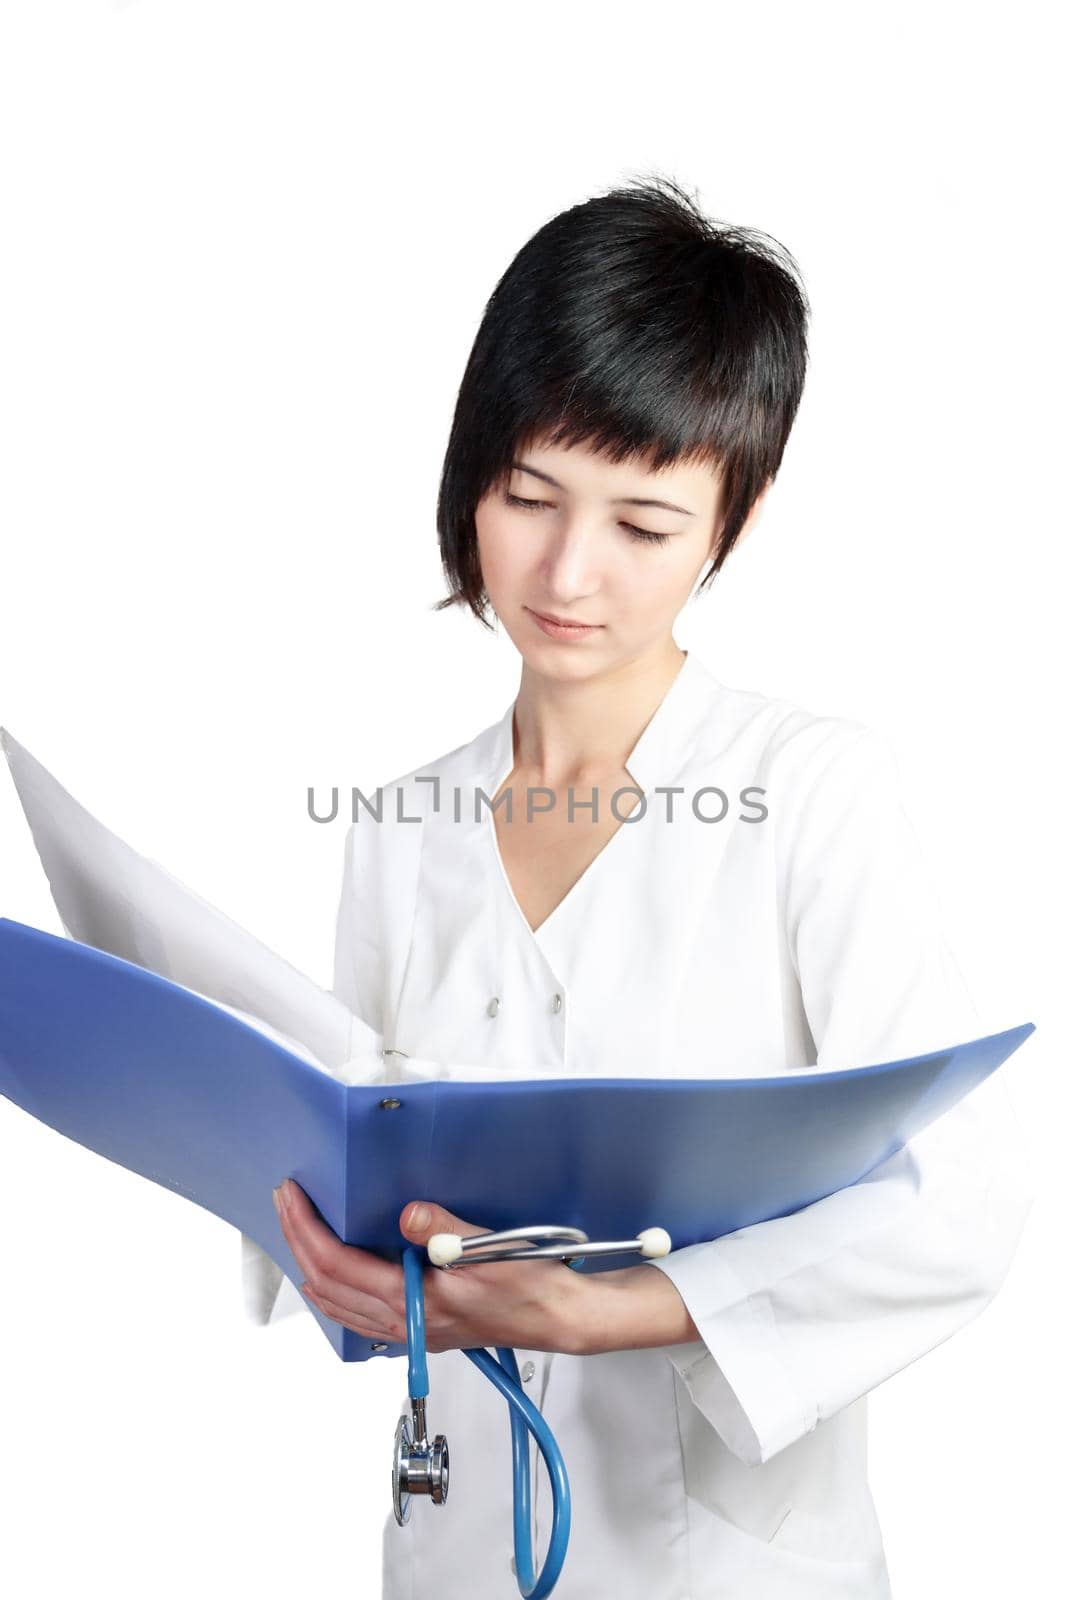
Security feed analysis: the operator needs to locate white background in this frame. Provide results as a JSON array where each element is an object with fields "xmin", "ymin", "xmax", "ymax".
[{"xmin": 0, "ymin": 3, "xmax": 1062, "ymax": 1596}]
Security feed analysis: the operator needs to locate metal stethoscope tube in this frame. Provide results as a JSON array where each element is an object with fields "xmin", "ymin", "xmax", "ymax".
[{"xmin": 392, "ymin": 1222, "xmax": 672, "ymax": 1600}]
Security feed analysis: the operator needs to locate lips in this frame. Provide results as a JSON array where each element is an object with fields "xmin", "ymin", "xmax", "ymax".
[{"xmin": 528, "ymin": 608, "xmax": 599, "ymax": 629}]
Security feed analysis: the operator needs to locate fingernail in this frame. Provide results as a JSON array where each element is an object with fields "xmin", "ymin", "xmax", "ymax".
[
  {"xmin": 272, "ymin": 1186, "xmax": 282, "ymax": 1215},
  {"xmin": 408, "ymin": 1204, "xmax": 430, "ymax": 1230}
]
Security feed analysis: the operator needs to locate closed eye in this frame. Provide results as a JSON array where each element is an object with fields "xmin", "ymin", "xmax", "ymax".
[
  {"xmin": 505, "ymin": 493, "xmax": 550, "ymax": 511},
  {"xmin": 504, "ymin": 492, "xmax": 672, "ymax": 546}
]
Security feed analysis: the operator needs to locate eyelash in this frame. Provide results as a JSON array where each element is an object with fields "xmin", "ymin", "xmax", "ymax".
[{"xmin": 504, "ymin": 492, "xmax": 671, "ymax": 546}]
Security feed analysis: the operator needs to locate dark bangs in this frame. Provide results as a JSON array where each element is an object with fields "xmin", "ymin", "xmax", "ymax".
[{"xmin": 434, "ymin": 174, "xmax": 810, "ymax": 628}]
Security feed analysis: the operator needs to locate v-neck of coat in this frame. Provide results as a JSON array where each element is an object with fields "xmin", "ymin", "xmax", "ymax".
[{"xmin": 481, "ymin": 649, "xmax": 708, "ymax": 948}]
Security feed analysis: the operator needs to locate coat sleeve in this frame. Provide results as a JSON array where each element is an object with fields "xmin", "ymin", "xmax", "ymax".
[
  {"xmin": 647, "ymin": 725, "xmax": 1036, "ymax": 1467},
  {"xmin": 331, "ymin": 820, "xmax": 387, "ymax": 1031}
]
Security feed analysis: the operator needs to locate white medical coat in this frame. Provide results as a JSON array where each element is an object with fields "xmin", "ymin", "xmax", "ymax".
[{"xmin": 245, "ymin": 649, "xmax": 1033, "ymax": 1599}]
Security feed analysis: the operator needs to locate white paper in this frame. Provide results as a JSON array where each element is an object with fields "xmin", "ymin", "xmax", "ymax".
[{"xmin": 0, "ymin": 728, "xmax": 579, "ymax": 1327}]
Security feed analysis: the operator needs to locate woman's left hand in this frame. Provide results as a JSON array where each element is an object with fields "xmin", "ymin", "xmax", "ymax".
[{"xmin": 272, "ymin": 1179, "xmax": 591, "ymax": 1356}]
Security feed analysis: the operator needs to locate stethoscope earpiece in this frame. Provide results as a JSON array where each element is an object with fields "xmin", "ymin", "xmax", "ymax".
[{"xmin": 427, "ymin": 1232, "xmax": 465, "ymax": 1267}]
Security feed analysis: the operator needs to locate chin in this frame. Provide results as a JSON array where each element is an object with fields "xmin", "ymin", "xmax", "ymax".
[{"xmin": 520, "ymin": 645, "xmax": 614, "ymax": 682}]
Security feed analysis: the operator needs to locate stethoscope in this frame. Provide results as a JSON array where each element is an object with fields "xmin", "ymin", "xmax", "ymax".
[{"xmin": 392, "ymin": 1221, "xmax": 673, "ymax": 1599}]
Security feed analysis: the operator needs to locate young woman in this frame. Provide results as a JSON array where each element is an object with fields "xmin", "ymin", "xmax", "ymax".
[{"xmin": 260, "ymin": 177, "xmax": 1032, "ymax": 1598}]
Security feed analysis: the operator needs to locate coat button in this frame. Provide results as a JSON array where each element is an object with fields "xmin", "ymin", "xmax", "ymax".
[
  {"xmin": 551, "ymin": 992, "xmax": 563, "ymax": 1013},
  {"xmin": 521, "ymin": 1360, "xmax": 536, "ymax": 1382},
  {"xmin": 487, "ymin": 996, "xmax": 501, "ymax": 1018}
]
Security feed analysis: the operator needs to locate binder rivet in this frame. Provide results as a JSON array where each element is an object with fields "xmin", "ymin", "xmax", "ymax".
[
  {"xmin": 379, "ymin": 1097, "xmax": 402, "ymax": 1110},
  {"xmin": 487, "ymin": 996, "xmax": 501, "ymax": 1018},
  {"xmin": 371, "ymin": 1342, "xmax": 389, "ymax": 1351}
]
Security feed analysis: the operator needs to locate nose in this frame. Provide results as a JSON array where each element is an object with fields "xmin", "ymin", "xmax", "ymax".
[{"xmin": 538, "ymin": 516, "xmax": 603, "ymax": 602}]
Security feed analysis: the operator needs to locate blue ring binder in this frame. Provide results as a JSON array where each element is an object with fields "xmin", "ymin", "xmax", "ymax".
[{"xmin": 0, "ymin": 914, "xmax": 1037, "ymax": 1600}]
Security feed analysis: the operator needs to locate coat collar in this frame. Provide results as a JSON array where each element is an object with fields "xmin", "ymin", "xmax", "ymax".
[{"xmin": 476, "ymin": 648, "xmax": 722, "ymax": 799}]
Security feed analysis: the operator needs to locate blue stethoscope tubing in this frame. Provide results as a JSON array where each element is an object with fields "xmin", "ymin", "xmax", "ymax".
[{"xmin": 402, "ymin": 1245, "xmax": 571, "ymax": 1599}]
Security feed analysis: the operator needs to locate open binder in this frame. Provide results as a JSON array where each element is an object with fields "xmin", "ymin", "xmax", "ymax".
[{"xmin": 0, "ymin": 727, "xmax": 1037, "ymax": 1367}]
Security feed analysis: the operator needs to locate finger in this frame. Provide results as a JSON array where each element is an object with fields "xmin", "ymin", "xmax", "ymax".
[
  {"xmin": 283, "ymin": 1247, "xmax": 402, "ymax": 1329},
  {"xmin": 278, "ymin": 1181, "xmax": 402, "ymax": 1303},
  {"xmin": 302, "ymin": 1273, "xmax": 401, "ymax": 1330},
  {"xmin": 277, "ymin": 1189, "xmax": 405, "ymax": 1324},
  {"xmin": 398, "ymin": 1200, "xmax": 490, "ymax": 1247},
  {"xmin": 275, "ymin": 1193, "xmax": 324, "ymax": 1289},
  {"xmin": 302, "ymin": 1285, "xmax": 404, "ymax": 1343}
]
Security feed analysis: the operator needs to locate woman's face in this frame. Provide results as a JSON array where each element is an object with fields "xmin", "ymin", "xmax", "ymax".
[{"xmin": 475, "ymin": 435, "xmax": 762, "ymax": 676}]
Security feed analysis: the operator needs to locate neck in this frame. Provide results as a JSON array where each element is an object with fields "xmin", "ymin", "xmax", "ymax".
[{"xmin": 510, "ymin": 642, "xmax": 687, "ymax": 791}]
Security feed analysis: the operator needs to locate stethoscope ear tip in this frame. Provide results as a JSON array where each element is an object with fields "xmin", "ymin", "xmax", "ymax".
[
  {"xmin": 428, "ymin": 1231, "xmax": 464, "ymax": 1267},
  {"xmin": 637, "ymin": 1227, "xmax": 672, "ymax": 1258}
]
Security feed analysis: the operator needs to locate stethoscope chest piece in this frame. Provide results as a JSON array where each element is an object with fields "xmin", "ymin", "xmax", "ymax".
[{"xmin": 393, "ymin": 1397, "xmax": 449, "ymax": 1526}]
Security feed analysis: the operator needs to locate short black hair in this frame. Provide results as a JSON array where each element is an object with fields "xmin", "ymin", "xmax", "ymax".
[{"xmin": 434, "ymin": 172, "xmax": 810, "ymax": 630}]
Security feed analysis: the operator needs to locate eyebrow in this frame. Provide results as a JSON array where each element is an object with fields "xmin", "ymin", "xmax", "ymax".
[{"xmin": 510, "ymin": 459, "xmax": 695, "ymax": 517}]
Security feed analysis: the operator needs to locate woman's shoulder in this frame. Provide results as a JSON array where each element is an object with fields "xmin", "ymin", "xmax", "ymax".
[
  {"xmin": 690, "ymin": 657, "xmax": 885, "ymax": 783},
  {"xmin": 684, "ymin": 666, "xmax": 907, "ymax": 906},
  {"xmin": 686, "ymin": 663, "xmax": 913, "ymax": 884},
  {"xmin": 344, "ymin": 710, "xmax": 503, "ymax": 866},
  {"xmin": 372, "ymin": 719, "xmax": 500, "ymax": 813}
]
